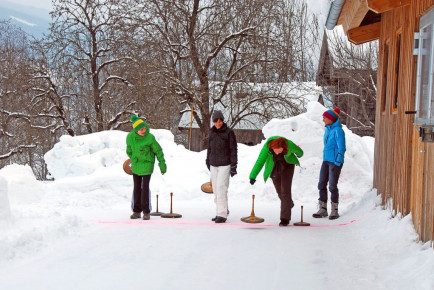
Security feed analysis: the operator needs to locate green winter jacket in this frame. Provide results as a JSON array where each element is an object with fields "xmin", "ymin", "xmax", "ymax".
[
  {"xmin": 249, "ymin": 136, "xmax": 303, "ymax": 182},
  {"xmin": 126, "ymin": 124, "xmax": 166, "ymax": 176}
]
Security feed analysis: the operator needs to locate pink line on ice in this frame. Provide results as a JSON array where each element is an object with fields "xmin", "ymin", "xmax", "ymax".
[
  {"xmin": 94, "ymin": 219, "xmax": 359, "ymax": 228},
  {"xmin": 95, "ymin": 220, "xmax": 276, "ymax": 227}
]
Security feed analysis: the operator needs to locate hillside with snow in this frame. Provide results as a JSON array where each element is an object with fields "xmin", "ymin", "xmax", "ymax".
[{"xmin": 0, "ymin": 0, "xmax": 50, "ymax": 38}]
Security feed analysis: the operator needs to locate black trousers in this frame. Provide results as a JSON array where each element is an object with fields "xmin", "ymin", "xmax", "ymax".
[
  {"xmin": 271, "ymin": 164, "xmax": 295, "ymax": 221},
  {"xmin": 132, "ymin": 174, "xmax": 151, "ymax": 214}
]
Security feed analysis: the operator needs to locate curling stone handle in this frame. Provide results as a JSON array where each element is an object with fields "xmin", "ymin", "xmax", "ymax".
[
  {"xmin": 251, "ymin": 194, "xmax": 256, "ymax": 217},
  {"xmin": 170, "ymin": 192, "xmax": 173, "ymax": 214},
  {"xmin": 300, "ymin": 205, "xmax": 304, "ymax": 222}
]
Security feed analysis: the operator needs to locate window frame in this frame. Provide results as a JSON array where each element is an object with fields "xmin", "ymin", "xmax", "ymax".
[
  {"xmin": 415, "ymin": 7, "xmax": 434, "ymax": 125},
  {"xmin": 381, "ymin": 41, "xmax": 390, "ymax": 113},
  {"xmin": 391, "ymin": 30, "xmax": 402, "ymax": 113}
]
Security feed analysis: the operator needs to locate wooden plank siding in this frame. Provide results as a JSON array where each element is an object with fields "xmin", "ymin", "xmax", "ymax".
[
  {"xmin": 425, "ymin": 143, "xmax": 434, "ymax": 242},
  {"xmin": 375, "ymin": 0, "xmax": 434, "ymax": 242}
]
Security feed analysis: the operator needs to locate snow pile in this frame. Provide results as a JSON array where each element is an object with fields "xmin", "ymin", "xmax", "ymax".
[
  {"xmin": 44, "ymin": 130, "xmax": 128, "ymax": 179},
  {"xmin": 0, "ymin": 175, "xmax": 11, "ymax": 220},
  {"xmin": 42, "ymin": 101, "xmax": 373, "ymax": 206}
]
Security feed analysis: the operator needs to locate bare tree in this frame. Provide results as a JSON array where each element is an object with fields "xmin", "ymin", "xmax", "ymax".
[
  {"xmin": 120, "ymin": 0, "xmax": 320, "ymax": 147},
  {"xmin": 0, "ymin": 22, "xmax": 37, "ymax": 163},
  {"xmin": 318, "ymin": 28, "xmax": 378, "ymax": 136},
  {"xmin": 1, "ymin": 0, "xmax": 325, "ymax": 177},
  {"xmin": 0, "ymin": 21, "xmax": 58, "ymax": 179},
  {"xmin": 46, "ymin": 0, "xmax": 135, "ymax": 132},
  {"xmin": 253, "ymin": 0, "xmax": 321, "ymax": 82}
]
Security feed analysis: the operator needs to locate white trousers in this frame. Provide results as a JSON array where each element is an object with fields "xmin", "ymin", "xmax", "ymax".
[{"xmin": 210, "ymin": 165, "xmax": 230, "ymax": 218}]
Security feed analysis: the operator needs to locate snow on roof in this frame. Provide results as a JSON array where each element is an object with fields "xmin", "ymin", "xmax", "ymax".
[{"xmin": 178, "ymin": 81, "xmax": 322, "ymax": 130}]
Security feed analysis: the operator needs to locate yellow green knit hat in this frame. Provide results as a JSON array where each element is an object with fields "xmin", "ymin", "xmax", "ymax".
[{"xmin": 131, "ymin": 115, "xmax": 147, "ymax": 132}]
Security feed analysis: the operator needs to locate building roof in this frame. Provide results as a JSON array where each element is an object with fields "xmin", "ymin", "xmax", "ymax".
[{"xmin": 317, "ymin": 25, "xmax": 378, "ymax": 84}]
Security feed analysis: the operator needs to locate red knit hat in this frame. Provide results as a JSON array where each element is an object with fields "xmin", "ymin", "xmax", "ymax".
[{"xmin": 323, "ymin": 108, "xmax": 341, "ymax": 122}]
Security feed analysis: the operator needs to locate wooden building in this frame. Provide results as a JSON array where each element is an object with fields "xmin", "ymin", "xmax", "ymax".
[
  {"xmin": 179, "ymin": 126, "xmax": 264, "ymax": 152},
  {"xmin": 317, "ymin": 28, "xmax": 377, "ymax": 136},
  {"xmin": 178, "ymin": 82, "xmax": 321, "ymax": 152},
  {"xmin": 327, "ymin": 0, "xmax": 434, "ymax": 243}
]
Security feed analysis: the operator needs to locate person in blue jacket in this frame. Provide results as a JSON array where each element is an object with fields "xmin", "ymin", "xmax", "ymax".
[{"xmin": 313, "ymin": 107, "xmax": 346, "ymax": 220}]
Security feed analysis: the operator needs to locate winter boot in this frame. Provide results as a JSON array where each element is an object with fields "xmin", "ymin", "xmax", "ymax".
[
  {"xmin": 312, "ymin": 200, "xmax": 328, "ymax": 218},
  {"xmin": 329, "ymin": 202, "xmax": 340, "ymax": 220},
  {"xmin": 279, "ymin": 218, "xmax": 290, "ymax": 227},
  {"xmin": 130, "ymin": 212, "xmax": 141, "ymax": 219},
  {"xmin": 214, "ymin": 216, "xmax": 227, "ymax": 223},
  {"xmin": 142, "ymin": 213, "xmax": 150, "ymax": 220}
]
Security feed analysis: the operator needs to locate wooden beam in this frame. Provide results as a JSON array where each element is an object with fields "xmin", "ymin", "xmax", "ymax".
[
  {"xmin": 347, "ymin": 22, "xmax": 381, "ymax": 45},
  {"xmin": 367, "ymin": 0, "xmax": 411, "ymax": 14},
  {"xmin": 338, "ymin": 0, "xmax": 370, "ymax": 33}
]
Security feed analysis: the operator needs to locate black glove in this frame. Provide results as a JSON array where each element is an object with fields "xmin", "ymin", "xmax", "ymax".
[
  {"xmin": 230, "ymin": 166, "xmax": 237, "ymax": 177},
  {"xmin": 250, "ymin": 179, "xmax": 256, "ymax": 185}
]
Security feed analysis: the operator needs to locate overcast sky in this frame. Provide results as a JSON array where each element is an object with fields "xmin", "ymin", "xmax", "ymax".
[
  {"xmin": 0, "ymin": 0, "xmax": 52, "ymax": 10},
  {"xmin": 0, "ymin": 0, "xmax": 331, "ymax": 22}
]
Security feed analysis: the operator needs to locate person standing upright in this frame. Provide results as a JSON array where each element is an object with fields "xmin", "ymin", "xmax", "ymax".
[
  {"xmin": 313, "ymin": 108, "xmax": 346, "ymax": 220},
  {"xmin": 206, "ymin": 110, "xmax": 238, "ymax": 223}
]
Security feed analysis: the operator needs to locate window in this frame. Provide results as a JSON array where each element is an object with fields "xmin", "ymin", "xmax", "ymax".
[
  {"xmin": 392, "ymin": 32, "xmax": 402, "ymax": 112},
  {"xmin": 381, "ymin": 43, "xmax": 389, "ymax": 112},
  {"xmin": 415, "ymin": 8, "xmax": 434, "ymax": 125}
]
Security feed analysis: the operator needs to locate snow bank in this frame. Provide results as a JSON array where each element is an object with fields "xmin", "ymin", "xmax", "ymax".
[
  {"xmin": 44, "ymin": 130, "xmax": 128, "ymax": 179},
  {"xmin": 40, "ymin": 101, "xmax": 374, "ymax": 206},
  {"xmin": 0, "ymin": 175, "xmax": 11, "ymax": 220}
]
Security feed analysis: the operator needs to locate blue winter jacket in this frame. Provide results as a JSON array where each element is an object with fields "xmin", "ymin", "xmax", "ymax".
[{"xmin": 323, "ymin": 119, "xmax": 346, "ymax": 166}]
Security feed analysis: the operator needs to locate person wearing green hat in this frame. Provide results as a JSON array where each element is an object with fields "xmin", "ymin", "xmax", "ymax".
[{"xmin": 126, "ymin": 115, "xmax": 166, "ymax": 220}]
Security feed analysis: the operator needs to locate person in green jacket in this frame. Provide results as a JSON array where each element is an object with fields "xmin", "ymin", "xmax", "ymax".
[
  {"xmin": 126, "ymin": 115, "xmax": 166, "ymax": 220},
  {"xmin": 249, "ymin": 136, "xmax": 303, "ymax": 226}
]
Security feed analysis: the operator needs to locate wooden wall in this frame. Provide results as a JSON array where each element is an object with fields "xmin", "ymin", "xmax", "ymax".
[{"xmin": 375, "ymin": 0, "xmax": 434, "ymax": 243}]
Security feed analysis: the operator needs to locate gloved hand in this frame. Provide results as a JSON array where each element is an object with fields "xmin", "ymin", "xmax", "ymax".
[
  {"xmin": 250, "ymin": 179, "xmax": 256, "ymax": 185},
  {"xmin": 230, "ymin": 166, "xmax": 237, "ymax": 177}
]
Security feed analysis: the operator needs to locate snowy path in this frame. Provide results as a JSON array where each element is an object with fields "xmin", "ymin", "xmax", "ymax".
[
  {"xmin": 1, "ymin": 196, "xmax": 431, "ymax": 290},
  {"xmin": 1, "ymin": 111, "xmax": 433, "ymax": 290}
]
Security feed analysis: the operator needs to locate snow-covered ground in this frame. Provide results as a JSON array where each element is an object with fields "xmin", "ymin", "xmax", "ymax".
[{"xmin": 0, "ymin": 102, "xmax": 433, "ymax": 290}]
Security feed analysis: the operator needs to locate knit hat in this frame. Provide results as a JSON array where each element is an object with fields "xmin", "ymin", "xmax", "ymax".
[
  {"xmin": 323, "ymin": 108, "xmax": 341, "ymax": 122},
  {"xmin": 131, "ymin": 115, "xmax": 147, "ymax": 132},
  {"xmin": 212, "ymin": 110, "xmax": 224, "ymax": 122}
]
